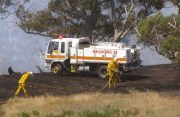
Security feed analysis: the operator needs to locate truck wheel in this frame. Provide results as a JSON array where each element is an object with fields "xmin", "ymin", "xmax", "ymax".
[
  {"xmin": 52, "ymin": 64, "xmax": 63, "ymax": 76},
  {"xmin": 97, "ymin": 65, "xmax": 107, "ymax": 79},
  {"xmin": 119, "ymin": 71, "xmax": 126, "ymax": 82}
]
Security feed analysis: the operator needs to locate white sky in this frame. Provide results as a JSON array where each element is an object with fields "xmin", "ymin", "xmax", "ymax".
[
  {"xmin": 0, "ymin": 1, "xmax": 176, "ymax": 75},
  {"xmin": 0, "ymin": 17, "xmax": 49, "ymax": 74},
  {"xmin": 0, "ymin": 1, "xmax": 50, "ymax": 75}
]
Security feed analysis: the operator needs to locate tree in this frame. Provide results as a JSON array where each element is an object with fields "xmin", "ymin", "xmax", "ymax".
[
  {"xmin": 100, "ymin": 0, "xmax": 165, "ymax": 42},
  {"xmin": 138, "ymin": 13, "xmax": 180, "ymax": 60},
  {"xmin": 16, "ymin": 0, "xmax": 165, "ymax": 41},
  {"xmin": 0, "ymin": 0, "xmax": 29, "ymax": 19},
  {"xmin": 16, "ymin": 0, "xmax": 104, "ymax": 38}
]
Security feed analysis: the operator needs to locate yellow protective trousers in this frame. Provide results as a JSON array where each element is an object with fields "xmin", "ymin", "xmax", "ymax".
[
  {"xmin": 112, "ymin": 72, "xmax": 120, "ymax": 86},
  {"xmin": 14, "ymin": 83, "xmax": 28, "ymax": 97},
  {"xmin": 107, "ymin": 70, "xmax": 114, "ymax": 88},
  {"xmin": 107, "ymin": 71, "xmax": 120, "ymax": 88}
]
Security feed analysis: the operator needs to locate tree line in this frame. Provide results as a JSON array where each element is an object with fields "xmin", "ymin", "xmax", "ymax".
[{"xmin": 0, "ymin": 0, "xmax": 180, "ymax": 60}]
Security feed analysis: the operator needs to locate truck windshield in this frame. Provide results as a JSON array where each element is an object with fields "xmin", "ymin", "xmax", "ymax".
[{"xmin": 47, "ymin": 42, "xmax": 59, "ymax": 54}]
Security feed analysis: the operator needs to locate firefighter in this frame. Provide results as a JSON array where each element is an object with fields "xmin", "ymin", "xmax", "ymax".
[
  {"xmin": 107, "ymin": 57, "xmax": 120, "ymax": 88},
  {"xmin": 14, "ymin": 71, "xmax": 33, "ymax": 97},
  {"xmin": 8, "ymin": 66, "xmax": 16, "ymax": 75}
]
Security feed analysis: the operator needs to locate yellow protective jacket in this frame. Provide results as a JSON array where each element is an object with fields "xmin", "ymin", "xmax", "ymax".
[
  {"xmin": 18, "ymin": 72, "xmax": 31, "ymax": 84},
  {"xmin": 107, "ymin": 60, "xmax": 119, "ymax": 76}
]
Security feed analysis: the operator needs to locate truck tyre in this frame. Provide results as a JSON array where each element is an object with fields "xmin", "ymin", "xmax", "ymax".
[
  {"xmin": 52, "ymin": 64, "xmax": 63, "ymax": 76},
  {"xmin": 119, "ymin": 71, "xmax": 126, "ymax": 82},
  {"xmin": 97, "ymin": 65, "xmax": 107, "ymax": 79}
]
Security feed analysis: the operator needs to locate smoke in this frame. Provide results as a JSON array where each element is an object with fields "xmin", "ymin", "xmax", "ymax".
[
  {"xmin": 0, "ymin": 20, "xmax": 171, "ymax": 75},
  {"xmin": 0, "ymin": 18, "xmax": 50, "ymax": 75},
  {"xmin": 0, "ymin": 0, "xmax": 50, "ymax": 75},
  {"xmin": 0, "ymin": 55, "xmax": 10, "ymax": 75},
  {"xmin": 122, "ymin": 35, "xmax": 171, "ymax": 66},
  {"xmin": 0, "ymin": 1, "xmax": 174, "ymax": 75},
  {"xmin": 140, "ymin": 46, "xmax": 171, "ymax": 66}
]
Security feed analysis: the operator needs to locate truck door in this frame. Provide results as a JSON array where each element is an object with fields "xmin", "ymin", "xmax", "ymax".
[
  {"xmin": 59, "ymin": 41, "xmax": 66, "ymax": 60},
  {"xmin": 46, "ymin": 41, "xmax": 59, "ymax": 60},
  {"xmin": 67, "ymin": 42, "xmax": 72, "ymax": 58}
]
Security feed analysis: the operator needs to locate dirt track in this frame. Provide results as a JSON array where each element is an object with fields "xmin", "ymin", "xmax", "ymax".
[{"xmin": 0, "ymin": 64, "xmax": 180, "ymax": 103}]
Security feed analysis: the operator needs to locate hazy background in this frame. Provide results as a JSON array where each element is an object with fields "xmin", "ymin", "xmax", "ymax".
[{"xmin": 0, "ymin": 1, "xmax": 177, "ymax": 75}]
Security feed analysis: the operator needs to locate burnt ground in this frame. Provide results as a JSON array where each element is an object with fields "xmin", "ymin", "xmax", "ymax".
[{"xmin": 0, "ymin": 64, "xmax": 180, "ymax": 104}]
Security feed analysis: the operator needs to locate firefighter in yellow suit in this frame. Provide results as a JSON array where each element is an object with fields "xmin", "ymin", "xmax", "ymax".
[
  {"xmin": 14, "ymin": 71, "xmax": 33, "ymax": 97},
  {"xmin": 107, "ymin": 57, "xmax": 120, "ymax": 88}
]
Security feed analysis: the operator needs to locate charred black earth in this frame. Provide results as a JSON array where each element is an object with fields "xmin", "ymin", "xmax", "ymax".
[{"xmin": 0, "ymin": 64, "xmax": 180, "ymax": 104}]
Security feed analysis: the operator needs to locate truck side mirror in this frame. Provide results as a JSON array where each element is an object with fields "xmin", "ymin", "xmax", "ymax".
[
  {"xmin": 132, "ymin": 45, "xmax": 136, "ymax": 49},
  {"xmin": 49, "ymin": 49, "xmax": 53, "ymax": 54}
]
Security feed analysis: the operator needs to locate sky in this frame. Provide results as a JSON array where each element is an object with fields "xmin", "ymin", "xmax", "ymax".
[
  {"xmin": 0, "ymin": 18, "xmax": 49, "ymax": 74},
  {"xmin": 0, "ymin": 1, "xmax": 49, "ymax": 75},
  {"xmin": 0, "ymin": 1, "xmax": 177, "ymax": 75}
]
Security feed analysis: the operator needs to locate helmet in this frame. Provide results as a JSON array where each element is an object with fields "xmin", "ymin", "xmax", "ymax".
[
  {"xmin": 113, "ymin": 57, "xmax": 118, "ymax": 63},
  {"xmin": 29, "ymin": 71, "xmax": 33, "ymax": 77}
]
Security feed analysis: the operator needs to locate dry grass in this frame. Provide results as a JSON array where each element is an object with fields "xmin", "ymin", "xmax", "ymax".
[{"xmin": 1, "ymin": 90, "xmax": 180, "ymax": 117}]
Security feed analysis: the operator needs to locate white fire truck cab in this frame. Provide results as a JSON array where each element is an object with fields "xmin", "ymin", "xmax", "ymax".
[{"xmin": 45, "ymin": 37, "xmax": 142, "ymax": 78}]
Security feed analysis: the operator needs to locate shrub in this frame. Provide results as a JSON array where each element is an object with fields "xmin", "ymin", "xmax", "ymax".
[
  {"xmin": 18, "ymin": 112, "xmax": 31, "ymax": 117},
  {"xmin": 45, "ymin": 110, "xmax": 74, "ymax": 117},
  {"xmin": 32, "ymin": 110, "xmax": 40, "ymax": 117},
  {"xmin": 78, "ymin": 107, "xmax": 139, "ymax": 117}
]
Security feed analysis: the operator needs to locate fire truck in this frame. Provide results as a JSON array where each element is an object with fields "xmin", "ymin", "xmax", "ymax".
[{"xmin": 45, "ymin": 37, "xmax": 142, "ymax": 78}]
